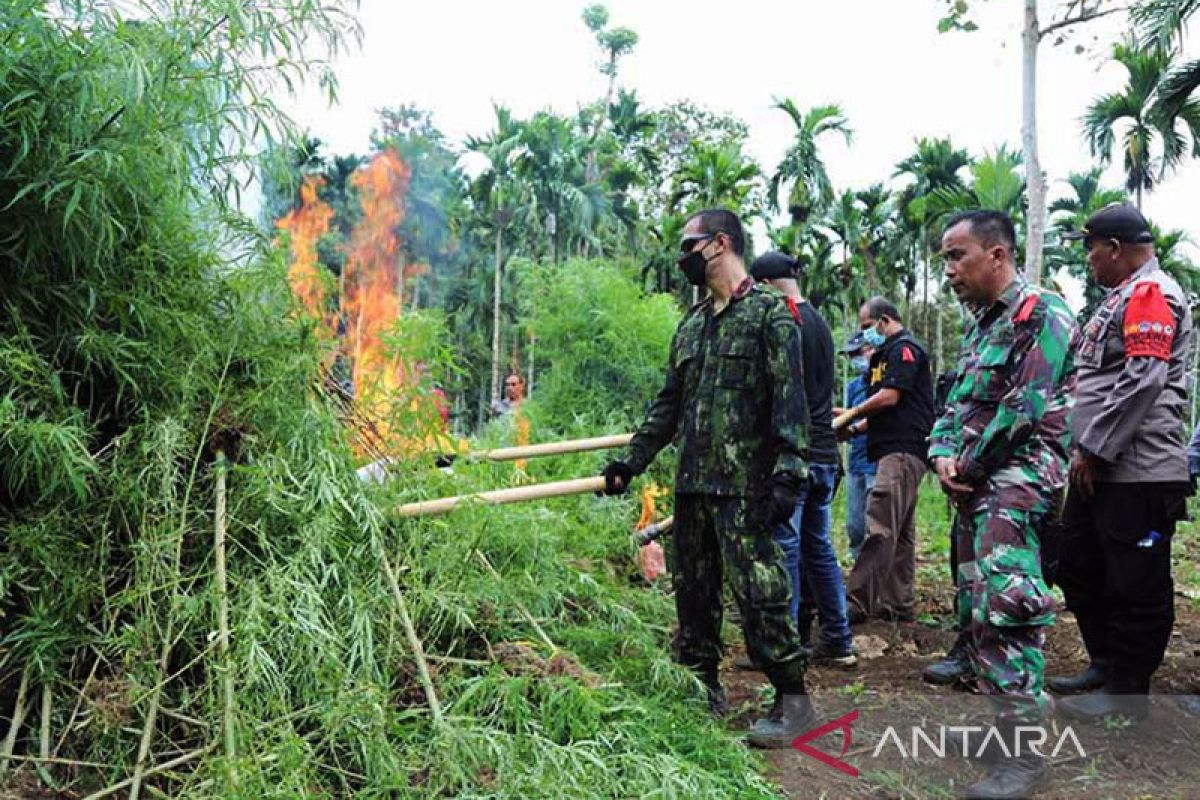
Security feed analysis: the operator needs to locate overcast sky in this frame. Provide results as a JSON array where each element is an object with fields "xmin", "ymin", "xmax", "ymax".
[{"xmin": 284, "ymin": 0, "xmax": 1200, "ymax": 261}]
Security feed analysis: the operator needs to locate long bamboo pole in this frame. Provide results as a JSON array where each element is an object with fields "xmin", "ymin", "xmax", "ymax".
[
  {"xmin": 472, "ymin": 433, "xmax": 632, "ymax": 462},
  {"xmin": 397, "ymin": 476, "xmax": 605, "ymax": 518},
  {"xmin": 213, "ymin": 452, "xmax": 236, "ymax": 786}
]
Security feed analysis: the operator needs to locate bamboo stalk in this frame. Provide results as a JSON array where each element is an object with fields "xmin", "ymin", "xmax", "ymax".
[
  {"xmin": 213, "ymin": 452, "xmax": 237, "ymax": 785},
  {"xmin": 128, "ymin": 643, "xmax": 167, "ymax": 800},
  {"xmin": 397, "ymin": 476, "xmax": 606, "ymax": 518},
  {"xmin": 0, "ymin": 664, "xmax": 31, "ymax": 776},
  {"xmin": 472, "ymin": 433, "xmax": 632, "ymax": 462},
  {"xmin": 377, "ymin": 542, "xmax": 443, "ymax": 725},
  {"xmin": 82, "ymin": 745, "xmax": 211, "ymax": 800},
  {"xmin": 475, "ymin": 551, "xmax": 556, "ymax": 653},
  {"xmin": 38, "ymin": 683, "xmax": 51, "ymax": 762}
]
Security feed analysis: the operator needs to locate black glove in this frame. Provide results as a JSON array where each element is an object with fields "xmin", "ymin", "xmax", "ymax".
[
  {"xmin": 601, "ymin": 461, "xmax": 636, "ymax": 496},
  {"xmin": 760, "ymin": 472, "xmax": 803, "ymax": 525}
]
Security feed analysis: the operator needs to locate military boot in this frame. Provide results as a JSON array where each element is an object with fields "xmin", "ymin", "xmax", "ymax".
[
  {"xmin": 1047, "ymin": 659, "xmax": 1109, "ymax": 695},
  {"xmin": 922, "ymin": 630, "xmax": 973, "ymax": 686},
  {"xmin": 698, "ymin": 667, "xmax": 729, "ymax": 719},
  {"xmin": 746, "ymin": 692, "xmax": 818, "ymax": 749},
  {"xmin": 963, "ymin": 721, "xmax": 1046, "ymax": 799}
]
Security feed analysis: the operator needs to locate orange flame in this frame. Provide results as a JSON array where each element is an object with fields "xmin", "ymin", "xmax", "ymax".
[
  {"xmin": 279, "ymin": 149, "xmax": 449, "ymax": 460},
  {"xmin": 635, "ymin": 482, "xmax": 667, "ymax": 531},
  {"xmin": 277, "ymin": 175, "xmax": 334, "ymax": 321}
]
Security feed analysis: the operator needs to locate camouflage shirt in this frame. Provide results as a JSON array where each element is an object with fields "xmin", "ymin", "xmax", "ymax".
[
  {"xmin": 928, "ymin": 279, "xmax": 1077, "ymax": 504},
  {"xmin": 625, "ymin": 277, "xmax": 809, "ymax": 496}
]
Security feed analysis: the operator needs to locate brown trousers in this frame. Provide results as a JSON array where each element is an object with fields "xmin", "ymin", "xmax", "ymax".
[{"xmin": 846, "ymin": 452, "xmax": 926, "ymax": 619}]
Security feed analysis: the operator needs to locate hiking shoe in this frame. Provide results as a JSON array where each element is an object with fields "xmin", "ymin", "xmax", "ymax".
[
  {"xmin": 746, "ymin": 693, "xmax": 818, "ymax": 749},
  {"xmin": 811, "ymin": 642, "xmax": 858, "ymax": 669}
]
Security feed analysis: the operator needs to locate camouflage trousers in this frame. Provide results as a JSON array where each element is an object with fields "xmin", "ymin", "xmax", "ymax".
[
  {"xmin": 671, "ymin": 493, "xmax": 808, "ymax": 692},
  {"xmin": 954, "ymin": 488, "xmax": 1058, "ymax": 722}
]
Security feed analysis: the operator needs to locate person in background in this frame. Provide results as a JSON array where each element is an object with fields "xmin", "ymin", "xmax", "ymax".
[
  {"xmin": 840, "ymin": 332, "xmax": 876, "ymax": 562},
  {"xmin": 751, "ymin": 251, "xmax": 856, "ymax": 669},
  {"xmin": 837, "ymin": 298, "xmax": 935, "ymax": 624},
  {"xmin": 1052, "ymin": 204, "xmax": 1192, "ymax": 723},
  {"xmin": 490, "ymin": 372, "xmax": 525, "ymax": 417}
]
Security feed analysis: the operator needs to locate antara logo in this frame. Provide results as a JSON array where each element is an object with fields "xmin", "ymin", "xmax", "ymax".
[{"xmin": 791, "ymin": 711, "xmax": 1088, "ymax": 777}]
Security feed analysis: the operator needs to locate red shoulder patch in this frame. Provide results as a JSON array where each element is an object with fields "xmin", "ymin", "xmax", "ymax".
[
  {"xmin": 786, "ymin": 296, "xmax": 802, "ymax": 324},
  {"xmin": 1013, "ymin": 294, "xmax": 1038, "ymax": 324},
  {"xmin": 1122, "ymin": 281, "xmax": 1175, "ymax": 361},
  {"xmin": 901, "ymin": 346, "xmax": 915, "ymax": 363}
]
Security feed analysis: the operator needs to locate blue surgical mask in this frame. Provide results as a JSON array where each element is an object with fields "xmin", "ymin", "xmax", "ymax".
[
  {"xmin": 862, "ymin": 322, "xmax": 887, "ymax": 348},
  {"xmin": 851, "ymin": 356, "xmax": 869, "ymax": 373}
]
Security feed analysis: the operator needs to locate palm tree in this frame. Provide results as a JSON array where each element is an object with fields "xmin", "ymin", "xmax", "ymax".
[
  {"xmin": 768, "ymin": 100, "xmax": 853, "ymax": 221},
  {"xmin": 670, "ymin": 140, "xmax": 761, "ymax": 215},
  {"xmin": 893, "ymin": 137, "xmax": 972, "ymax": 344},
  {"xmin": 465, "ymin": 104, "xmax": 524, "ymax": 404},
  {"xmin": 1046, "ymin": 168, "xmax": 1128, "ymax": 311},
  {"xmin": 1083, "ymin": 37, "xmax": 1200, "ymax": 209}
]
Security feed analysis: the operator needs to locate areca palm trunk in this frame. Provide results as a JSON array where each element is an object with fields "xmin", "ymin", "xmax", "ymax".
[
  {"xmin": 490, "ymin": 225, "xmax": 504, "ymax": 404},
  {"xmin": 1022, "ymin": 0, "xmax": 1048, "ymax": 284}
]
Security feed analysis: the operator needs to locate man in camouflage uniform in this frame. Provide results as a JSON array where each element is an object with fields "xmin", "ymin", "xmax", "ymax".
[
  {"xmin": 600, "ymin": 208, "xmax": 815, "ymax": 748},
  {"xmin": 929, "ymin": 211, "xmax": 1076, "ymax": 800}
]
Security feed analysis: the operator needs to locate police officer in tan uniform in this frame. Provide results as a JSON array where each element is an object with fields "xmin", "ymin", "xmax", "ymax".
[{"xmin": 1053, "ymin": 205, "xmax": 1193, "ymax": 722}]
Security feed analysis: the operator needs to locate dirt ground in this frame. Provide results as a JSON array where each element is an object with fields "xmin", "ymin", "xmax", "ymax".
[{"xmin": 722, "ymin": 530, "xmax": 1200, "ymax": 800}]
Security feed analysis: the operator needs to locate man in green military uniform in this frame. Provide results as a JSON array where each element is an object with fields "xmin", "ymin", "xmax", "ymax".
[
  {"xmin": 930, "ymin": 210, "xmax": 1076, "ymax": 799},
  {"xmin": 601, "ymin": 208, "xmax": 815, "ymax": 748}
]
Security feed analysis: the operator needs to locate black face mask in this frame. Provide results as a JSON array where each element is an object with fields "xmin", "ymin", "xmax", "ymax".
[
  {"xmin": 677, "ymin": 236, "xmax": 717, "ymax": 286},
  {"xmin": 676, "ymin": 250, "xmax": 709, "ymax": 286}
]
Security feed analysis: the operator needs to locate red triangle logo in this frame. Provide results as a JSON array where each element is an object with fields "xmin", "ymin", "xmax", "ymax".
[{"xmin": 791, "ymin": 709, "xmax": 860, "ymax": 778}]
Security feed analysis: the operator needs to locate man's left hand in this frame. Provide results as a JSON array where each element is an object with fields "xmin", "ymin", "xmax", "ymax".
[{"xmin": 1069, "ymin": 450, "xmax": 1102, "ymax": 497}]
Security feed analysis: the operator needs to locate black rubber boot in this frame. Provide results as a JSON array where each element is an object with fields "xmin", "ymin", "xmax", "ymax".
[
  {"xmin": 698, "ymin": 667, "xmax": 729, "ymax": 718},
  {"xmin": 1058, "ymin": 689, "xmax": 1149, "ymax": 724},
  {"xmin": 1047, "ymin": 660, "xmax": 1109, "ymax": 695},
  {"xmin": 746, "ymin": 693, "xmax": 818, "ymax": 749},
  {"xmin": 922, "ymin": 630, "xmax": 972, "ymax": 686},
  {"xmin": 963, "ymin": 721, "xmax": 1047, "ymax": 799}
]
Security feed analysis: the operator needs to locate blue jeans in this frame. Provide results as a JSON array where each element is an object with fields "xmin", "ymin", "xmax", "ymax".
[
  {"xmin": 845, "ymin": 471, "xmax": 876, "ymax": 560},
  {"xmin": 772, "ymin": 462, "xmax": 852, "ymax": 651}
]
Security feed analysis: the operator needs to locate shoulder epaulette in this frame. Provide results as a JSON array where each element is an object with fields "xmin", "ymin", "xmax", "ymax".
[{"xmin": 1013, "ymin": 293, "xmax": 1040, "ymax": 324}]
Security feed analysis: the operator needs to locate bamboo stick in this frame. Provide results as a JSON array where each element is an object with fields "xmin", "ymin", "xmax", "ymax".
[
  {"xmin": 472, "ymin": 433, "xmax": 632, "ymax": 462},
  {"xmin": 0, "ymin": 664, "xmax": 31, "ymax": 776},
  {"xmin": 377, "ymin": 542, "xmax": 444, "ymax": 725},
  {"xmin": 38, "ymin": 683, "xmax": 50, "ymax": 762},
  {"xmin": 396, "ymin": 476, "xmax": 606, "ymax": 518},
  {"xmin": 82, "ymin": 745, "xmax": 211, "ymax": 800},
  {"xmin": 213, "ymin": 452, "xmax": 237, "ymax": 786},
  {"xmin": 832, "ymin": 409, "xmax": 857, "ymax": 430}
]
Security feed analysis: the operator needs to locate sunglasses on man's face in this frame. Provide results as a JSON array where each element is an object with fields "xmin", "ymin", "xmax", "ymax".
[{"xmin": 679, "ymin": 233, "xmax": 715, "ymax": 254}]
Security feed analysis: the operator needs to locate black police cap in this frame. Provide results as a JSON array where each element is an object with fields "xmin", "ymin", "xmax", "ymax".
[{"xmin": 1062, "ymin": 203, "xmax": 1154, "ymax": 244}]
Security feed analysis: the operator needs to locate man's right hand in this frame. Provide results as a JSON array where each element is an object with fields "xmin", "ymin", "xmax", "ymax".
[
  {"xmin": 601, "ymin": 461, "xmax": 635, "ymax": 496},
  {"xmin": 934, "ymin": 457, "xmax": 973, "ymax": 504}
]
